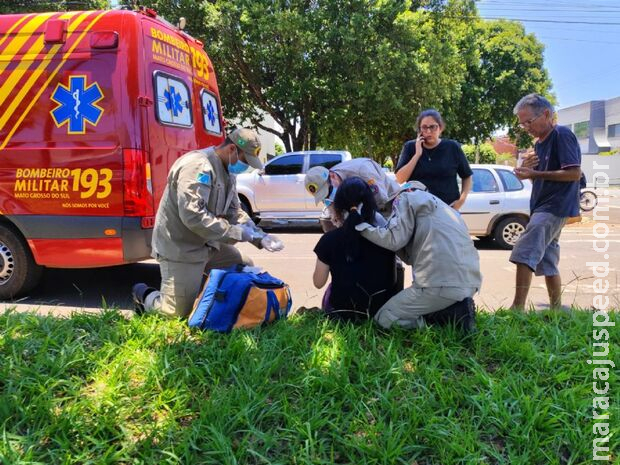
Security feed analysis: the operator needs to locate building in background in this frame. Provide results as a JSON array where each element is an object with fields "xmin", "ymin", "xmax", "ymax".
[
  {"xmin": 557, "ymin": 97, "xmax": 619, "ymax": 155},
  {"xmin": 557, "ymin": 97, "xmax": 620, "ymax": 185},
  {"xmin": 491, "ymin": 135, "xmax": 518, "ymax": 158}
]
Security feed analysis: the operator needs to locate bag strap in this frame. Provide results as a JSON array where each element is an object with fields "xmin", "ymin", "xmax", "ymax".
[{"xmin": 264, "ymin": 290, "xmax": 281, "ymax": 322}]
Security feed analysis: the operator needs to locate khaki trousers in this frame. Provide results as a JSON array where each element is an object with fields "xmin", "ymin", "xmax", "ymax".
[
  {"xmin": 374, "ymin": 286, "xmax": 477, "ymax": 329},
  {"xmin": 145, "ymin": 244, "xmax": 253, "ymax": 318}
]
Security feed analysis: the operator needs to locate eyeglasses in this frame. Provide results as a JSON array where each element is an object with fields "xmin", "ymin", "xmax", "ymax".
[
  {"xmin": 518, "ymin": 113, "xmax": 543, "ymax": 128},
  {"xmin": 419, "ymin": 124, "xmax": 439, "ymax": 132}
]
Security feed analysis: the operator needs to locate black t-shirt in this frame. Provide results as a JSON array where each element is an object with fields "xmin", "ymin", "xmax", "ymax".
[
  {"xmin": 314, "ymin": 228, "xmax": 398, "ymax": 322},
  {"xmin": 395, "ymin": 139, "xmax": 473, "ymax": 205}
]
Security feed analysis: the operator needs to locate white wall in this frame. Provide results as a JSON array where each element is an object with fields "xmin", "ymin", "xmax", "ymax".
[
  {"xmin": 581, "ymin": 155, "xmax": 620, "ymax": 186},
  {"xmin": 255, "ymin": 113, "xmax": 277, "ymax": 160}
]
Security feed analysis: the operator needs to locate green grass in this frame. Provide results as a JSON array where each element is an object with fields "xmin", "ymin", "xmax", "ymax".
[{"xmin": 0, "ymin": 308, "xmax": 618, "ymax": 465}]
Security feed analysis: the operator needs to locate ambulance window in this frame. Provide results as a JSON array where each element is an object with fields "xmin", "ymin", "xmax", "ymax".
[
  {"xmin": 154, "ymin": 72, "xmax": 192, "ymax": 127},
  {"xmin": 200, "ymin": 90, "xmax": 222, "ymax": 135}
]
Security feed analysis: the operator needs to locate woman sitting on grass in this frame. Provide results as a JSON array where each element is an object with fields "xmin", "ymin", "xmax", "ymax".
[{"xmin": 312, "ymin": 177, "xmax": 401, "ymax": 322}]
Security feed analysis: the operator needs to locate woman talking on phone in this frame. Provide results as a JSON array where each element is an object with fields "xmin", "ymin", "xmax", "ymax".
[{"xmin": 395, "ymin": 109, "xmax": 473, "ymax": 210}]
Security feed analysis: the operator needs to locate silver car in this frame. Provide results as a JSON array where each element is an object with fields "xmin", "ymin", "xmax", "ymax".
[{"xmin": 460, "ymin": 164, "xmax": 531, "ymax": 249}]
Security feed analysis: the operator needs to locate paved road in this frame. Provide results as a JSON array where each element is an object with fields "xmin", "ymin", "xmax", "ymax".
[{"xmin": 3, "ymin": 189, "xmax": 619, "ymax": 316}]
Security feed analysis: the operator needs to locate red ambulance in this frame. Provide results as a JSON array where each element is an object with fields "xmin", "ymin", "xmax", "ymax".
[{"xmin": 0, "ymin": 8, "xmax": 225, "ymax": 298}]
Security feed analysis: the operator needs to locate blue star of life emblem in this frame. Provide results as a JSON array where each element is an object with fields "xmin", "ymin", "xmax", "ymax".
[
  {"xmin": 206, "ymin": 100, "xmax": 216, "ymax": 125},
  {"xmin": 164, "ymin": 86, "xmax": 184, "ymax": 116},
  {"xmin": 51, "ymin": 75, "xmax": 104, "ymax": 134}
]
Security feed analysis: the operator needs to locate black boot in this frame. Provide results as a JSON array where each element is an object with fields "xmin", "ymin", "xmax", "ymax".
[
  {"xmin": 424, "ymin": 297, "xmax": 476, "ymax": 333},
  {"xmin": 131, "ymin": 283, "xmax": 157, "ymax": 315}
]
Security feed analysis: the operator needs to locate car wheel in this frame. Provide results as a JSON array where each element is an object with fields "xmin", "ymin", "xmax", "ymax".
[
  {"xmin": 493, "ymin": 216, "xmax": 527, "ymax": 250},
  {"xmin": 0, "ymin": 224, "xmax": 43, "ymax": 299}
]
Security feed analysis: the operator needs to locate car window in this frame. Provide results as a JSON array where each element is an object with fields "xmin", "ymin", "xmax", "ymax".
[
  {"xmin": 265, "ymin": 154, "xmax": 304, "ymax": 175},
  {"xmin": 497, "ymin": 169, "xmax": 524, "ymax": 191},
  {"xmin": 471, "ymin": 168, "xmax": 499, "ymax": 193},
  {"xmin": 309, "ymin": 153, "xmax": 342, "ymax": 169}
]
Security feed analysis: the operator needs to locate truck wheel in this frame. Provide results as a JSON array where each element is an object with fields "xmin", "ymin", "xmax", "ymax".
[
  {"xmin": 239, "ymin": 198, "xmax": 261, "ymax": 224},
  {"xmin": 239, "ymin": 197, "xmax": 252, "ymax": 216},
  {"xmin": 0, "ymin": 224, "xmax": 43, "ymax": 300},
  {"xmin": 493, "ymin": 216, "xmax": 527, "ymax": 250}
]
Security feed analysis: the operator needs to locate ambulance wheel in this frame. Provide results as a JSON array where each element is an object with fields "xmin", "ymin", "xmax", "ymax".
[{"xmin": 0, "ymin": 224, "xmax": 43, "ymax": 300}]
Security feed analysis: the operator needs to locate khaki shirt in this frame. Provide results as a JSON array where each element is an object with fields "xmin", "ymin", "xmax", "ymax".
[
  {"xmin": 152, "ymin": 147, "xmax": 250, "ymax": 262},
  {"xmin": 331, "ymin": 158, "xmax": 401, "ymax": 212},
  {"xmin": 357, "ymin": 190, "xmax": 482, "ymax": 291}
]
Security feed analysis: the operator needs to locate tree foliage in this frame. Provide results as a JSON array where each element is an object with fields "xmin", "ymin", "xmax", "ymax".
[
  {"xmin": 462, "ymin": 142, "xmax": 497, "ymax": 164},
  {"xmin": 447, "ymin": 19, "xmax": 552, "ymax": 149},
  {"xmin": 3, "ymin": 0, "xmax": 552, "ymax": 161}
]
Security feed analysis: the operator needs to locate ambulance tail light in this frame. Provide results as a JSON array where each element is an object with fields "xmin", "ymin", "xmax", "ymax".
[{"xmin": 123, "ymin": 149, "xmax": 155, "ymax": 223}]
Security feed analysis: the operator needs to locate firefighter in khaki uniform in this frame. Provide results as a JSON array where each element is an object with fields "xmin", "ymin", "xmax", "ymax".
[
  {"xmin": 132, "ymin": 128, "xmax": 284, "ymax": 318},
  {"xmin": 304, "ymin": 158, "xmax": 402, "ymax": 231}
]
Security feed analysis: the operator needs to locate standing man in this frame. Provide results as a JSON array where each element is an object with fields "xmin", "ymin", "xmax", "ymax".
[
  {"xmin": 132, "ymin": 128, "xmax": 284, "ymax": 318},
  {"xmin": 510, "ymin": 94, "xmax": 581, "ymax": 310},
  {"xmin": 304, "ymin": 158, "xmax": 402, "ymax": 230}
]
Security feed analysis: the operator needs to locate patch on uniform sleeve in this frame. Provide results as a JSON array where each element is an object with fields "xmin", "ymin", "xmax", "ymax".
[
  {"xmin": 197, "ymin": 171, "xmax": 212, "ymax": 186},
  {"xmin": 366, "ymin": 178, "xmax": 379, "ymax": 193}
]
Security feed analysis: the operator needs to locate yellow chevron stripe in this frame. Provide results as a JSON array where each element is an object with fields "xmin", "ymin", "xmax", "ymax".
[
  {"xmin": 0, "ymin": 12, "xmax": 88, "ymax": 127},
  {"xmin": 1, "ymin": 11, "xmax": 107, "ymax": 150},
  {"xmin": 0, "ymin": 12, "xmax": 55, "ymax": 75},
  {"xmin": 0, "ymin": 12, "xmax": 81, "ymax": 108},
  {"xmin": 0, "ymin": 13, "xmax": 33, "ymax": 49}
]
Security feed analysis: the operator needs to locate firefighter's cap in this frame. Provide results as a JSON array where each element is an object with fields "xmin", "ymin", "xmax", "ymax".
[
  {"xmin": 305, "ymin": 166, "xmax": 331, "ymax": 204},
  {"xmin": 229, "ymin": 128, "xmax": 263, "ymax": 169}
]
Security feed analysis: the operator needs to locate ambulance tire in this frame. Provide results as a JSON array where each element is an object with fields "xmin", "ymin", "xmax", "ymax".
[{"xmin": 0, "ymin": 224, "xmax": 43, "ymax": 300}]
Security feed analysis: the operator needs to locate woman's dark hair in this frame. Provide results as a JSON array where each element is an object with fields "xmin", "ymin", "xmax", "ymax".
[
  {"xmin": 416, "ymin": 108, "xmax": 444, "ymax": 131},
  {"xmin": 332, "ymin": 177, "xmax": 378, "ymax": 262}
]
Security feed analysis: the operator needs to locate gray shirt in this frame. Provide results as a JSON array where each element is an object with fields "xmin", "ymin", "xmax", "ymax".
[
  {"xmin": 152, "ymin": 147, "xmax": 250, "ymax": 262},
  {"xmin": 357, "ymin": 190, "xmax": 482, "ymax": 292},
  {"xmin": 331, "ymin": 158, "xmax": 401, "ymax": 211}
]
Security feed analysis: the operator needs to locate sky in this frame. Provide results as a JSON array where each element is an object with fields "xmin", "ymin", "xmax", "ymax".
[{"xmin": 477, "ymin": 0, "xmax": 620, "ymax": 110}]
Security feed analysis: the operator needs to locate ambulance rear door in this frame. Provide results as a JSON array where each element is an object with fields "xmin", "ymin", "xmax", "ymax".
[{"xmin": 140, "ymin": 17, "xmax": 198, "ymax": 208}]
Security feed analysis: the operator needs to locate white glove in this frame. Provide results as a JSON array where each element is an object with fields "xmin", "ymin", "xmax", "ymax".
[{"xmin": 261, "ymin": 234, "xmax": 284, "ymax": 252}]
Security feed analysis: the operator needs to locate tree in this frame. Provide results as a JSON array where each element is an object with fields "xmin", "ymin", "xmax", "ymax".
[
  {"xmin": 320, "ymin": 0, "xmax": 477, "ymax": 165},
  {"xmin": 200, "ymin": 0, "xmax": 424, "ymax": 153},
  {"xmin": 114, "ymin": 0, "xmax": 549, "ymax": 160},
  {"xmin": 462, "ymin": 142, "xmax": 497, "ymax": 164},
  {"xmin": 446, "ymin": 19, "xmax": 552, "ymax": 154},
  {"xmin": 137, "ymin": 0, "xmax": 474, "ymax": 156}
]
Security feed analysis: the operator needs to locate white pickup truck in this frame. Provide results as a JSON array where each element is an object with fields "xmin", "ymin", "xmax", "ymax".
[{"xmin": 236, "ymin": 150, "xmax": 352, "ymax": 225}]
